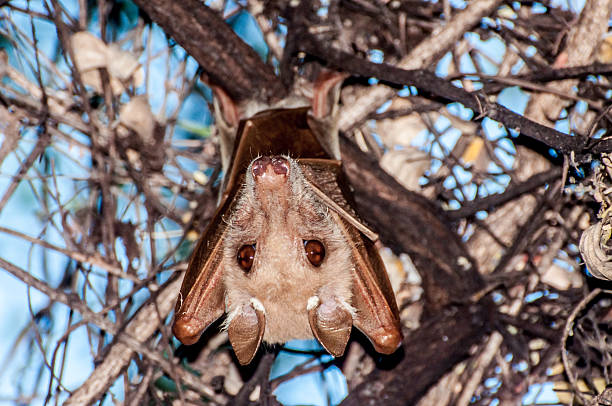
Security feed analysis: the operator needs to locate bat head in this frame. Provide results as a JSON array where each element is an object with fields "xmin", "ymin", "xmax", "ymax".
[{"xmin": 221, "ymin": 155, "xmax": 356, "ymax": 363}]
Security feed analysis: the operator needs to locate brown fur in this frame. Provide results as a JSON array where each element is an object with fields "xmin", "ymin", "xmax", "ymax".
[{"xmin": 222, "ymin": 156, "xmax": 354, "ymax": 344}]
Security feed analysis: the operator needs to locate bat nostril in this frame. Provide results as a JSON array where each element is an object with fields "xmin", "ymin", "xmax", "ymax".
[
  {"xmin": 252, "ymin": 156, "xmax": 272, "ymax": 177},
  {"xmin": 251, "ymin": 156, "xmax": 289, "ymax": 179},
  {"xmin": 270, "ymin": 157, "xmax": 289, "ymax": 175}
]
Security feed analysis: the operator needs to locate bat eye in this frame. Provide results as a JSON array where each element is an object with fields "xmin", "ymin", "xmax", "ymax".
[
  {"xmin": 304, "ymin": 240, "xmax": 325, "ymax": 267},
  {"xmin": 237, "ymin": 244, "xmax": 256, "ymax": 272}
]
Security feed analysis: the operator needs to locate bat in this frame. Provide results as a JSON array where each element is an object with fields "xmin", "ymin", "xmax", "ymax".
[{"xmin": 172, "ymin": 83, "xmax": 402, "ymax": 365}]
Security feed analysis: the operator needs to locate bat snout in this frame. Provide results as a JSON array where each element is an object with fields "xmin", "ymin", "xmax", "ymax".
[{"xmin": 251, "ymin": 156, "xmax": 289, "ymax": 183}]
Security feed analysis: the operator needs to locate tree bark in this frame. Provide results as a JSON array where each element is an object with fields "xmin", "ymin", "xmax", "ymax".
[
  {"xmin": 132, "ymin": 0, "xmax": 286, "ymax": 103},
  {"xmin": 340, "ymin": 304, "xmax": 490, "ymax": 405}
]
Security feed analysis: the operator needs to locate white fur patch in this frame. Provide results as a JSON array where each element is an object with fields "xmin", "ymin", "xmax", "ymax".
[
  {"xmin": 222, "ymin": 307, "xmax": 240, "ymax": 331},
  {"xmin": 250, "ymin": 297, "xmax": 266, "ymax": 313},
  {"xmin": 306, "ymin": 295, "xmax": 320, "ymax": 310}
]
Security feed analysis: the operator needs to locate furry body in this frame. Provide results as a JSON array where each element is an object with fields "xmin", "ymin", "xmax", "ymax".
[{"xmin": 223, "ymin": 156, "xmax": 354, "ymax": 343}]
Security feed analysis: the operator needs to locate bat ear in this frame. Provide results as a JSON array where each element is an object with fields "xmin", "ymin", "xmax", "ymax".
[
  {"xmin": 307, "ymin": 296, "xmax": 353, "ymax": 357},
  {"xmin": 208, "ymin": 84, "xmax": 240, "ymax": 174},
  {"xmin": 307, "ymin": 71, "xmax": 348, "ymax": 161},
  {"xmin": 311, "ymin": 71, "xmax": 348, "ymax": 119},
  {"xmin": 227, "ymin": 300, "xmax": 266, "ymax": 365}
]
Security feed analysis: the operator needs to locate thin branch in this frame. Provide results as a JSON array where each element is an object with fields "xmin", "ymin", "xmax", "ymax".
[
  {"xmin": 561, "ymin": 288, "xmax": 605, "ymax": 404},
  {"xmin": 447, "ymin": 167, "xmax": 562, "ymax": 219},
  {"xmin": 131, "ymin": 0, "xmax": 286, "ymax": 103},
  {"xmin": 299, "ymin": 36, "xmax": 606, "ymax": 158}
]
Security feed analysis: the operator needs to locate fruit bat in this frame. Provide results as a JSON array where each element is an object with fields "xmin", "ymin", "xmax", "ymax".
[{"xmin": 172, "ymin": 77, "xmax": 402, "ymax": 365}]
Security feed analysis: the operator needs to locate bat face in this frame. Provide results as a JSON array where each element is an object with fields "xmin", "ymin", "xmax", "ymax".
[
  {"xmin": 173, "ymin": 108, "xmax": 401, "ymax": 365},
  {"xmin": 222, "ymin": 156, "xmax": 354, "ymax": 345}
]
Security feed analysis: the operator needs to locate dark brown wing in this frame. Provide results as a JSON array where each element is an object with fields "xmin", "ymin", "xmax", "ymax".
[
  {"xmin": 172, "ymin": 195, "xmax": 235, "ymax": 345},
  {"xmin": 300, "ymin": 158, "xmax": 402, "ymax": 354},
  {"xmin": 341, "ymin": 220, "xmax": 402, "ymax": 353}
]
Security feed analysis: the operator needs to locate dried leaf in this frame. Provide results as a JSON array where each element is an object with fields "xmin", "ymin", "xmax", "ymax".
[
  {"xmin": 70, "ymin": 32, "xmax": 142, "ymax": 95},
  {"xmin": 596, "ymin": 34, "xmax": 612, "ymax": 64},
  {"xmin": 380, "ymin": 147, "xmax": 430, "ymax": 191},
  {"xmin": 78, "ymin": 70, "xmax": 104, "ymax": 93},
  {"xmin": 580, "ymin": 220, "xmax": 612, "ymax": 280},
  {"xmin": 461, "ymin": 137, "xmax": 484, "ymax": 165},
  {"xmin": 0, "ymin": 105, "xmax": 23, "ymax": 161},
  {"xmin": 540, "ymin": 263, "xmax": 583, "ymax": 290},
  {"xmin": 379, "ymin": 247, "xmax": 407, "ymax": 294},
  {"xmin": 119, "ymin": 96, "xmax": 156, "ymax": 144},
  {"xmin": 107, "ymin": 44, "xmax": 143, "ymax": 86},
  {"xmin": 70, "ymin": 31, "xmax": 107, "ymax": 71},
  {"xmin": 377, "ymin": 109, "xmax": 426, "ymax": 148},
  {"xmin": 115, "ymin": 220, "xmax": 139, "ymax": 267}
]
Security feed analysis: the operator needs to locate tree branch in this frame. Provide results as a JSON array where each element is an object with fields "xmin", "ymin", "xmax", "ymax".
[
  {"xmin": 340, "ymin": 303, "xmax": 490, "ymax": 405},
  {"xmin": 299, "ymin": 36, "xmax": 610, "ymax": 158},
  {"xmin": 477, "ymin": 62, "xmax": 612, "ymax": 93},
  {"xmin": 446, "ymin": 167, "xmax": 563, "ymax": 219},
  {"xmin": 337, "ymin": 0, "xmax": 504, "ymax": 132},
  {"xmin": 64, "ymin": 276, "xmax": 209, "ymax": 405},
  {"xmin": 132, "ymin": 0, "xmax": 286, "ymax": 103}
]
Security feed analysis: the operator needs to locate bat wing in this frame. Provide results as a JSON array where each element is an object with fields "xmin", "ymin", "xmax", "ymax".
[
  {"xmin": 172, "ymin": 197, "xmax": 236, "ymax": 345},
  {"xmin": 342, "ymin": 221, "xmax": 402, "ymax": 353},
  {"xmin": 300, "ymin": 159, "xmax": 402, "ymax": 354}
]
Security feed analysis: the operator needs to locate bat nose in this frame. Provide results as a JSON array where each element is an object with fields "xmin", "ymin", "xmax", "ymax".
[{"xmin": 251, "ymin": 156, "xmax": 289, "ymax": 179}]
